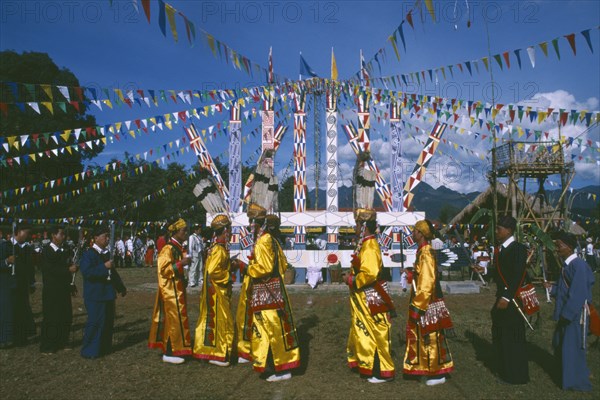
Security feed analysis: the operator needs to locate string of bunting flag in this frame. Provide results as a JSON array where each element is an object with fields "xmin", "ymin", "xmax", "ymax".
[
  {"xmin": 373, "ymin": 99, "xmax": 600, "ymax": 160},
  {"xmin": 125, "ymin": 0, "xmax": 289, "ymax": 83},
  {"xmin": 1, "ymin": 118, "xmax": 270, "ymax": 200},
  {"xmin": 348, "ymin": 82, "xmax": 600, "ymax": 129},
  {"xmin": 59, "ymin": 168, "xmax": 199, "ymax": 219},
  {"xmin": 0, "ymin": 93, "xmax": 263, "ymax": 156},
  {"xmin": 0, "ymin": 79, "xmax": 309, "ymax": 114},
  {"xmin": 1, "ymin": 145, "xmax": 194, "ymax": 213},
  {"xmin": 362, "ymin": 26, "xmax": 599, "ymax": 87},
  {"xmin": 354, "ymin": 0, "xmax": 432, "ymax": 79},
  {"xmin": 1, "ymin": 93, "xmax": 299, "ymax": 166},
  {"xmin": 0, "ymin": 82, "xmax": 308, "ymax": 157}
]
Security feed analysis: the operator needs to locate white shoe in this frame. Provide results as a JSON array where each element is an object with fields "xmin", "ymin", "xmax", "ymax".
[
  {"xmin": 426, "ymin": 377, "xmax": 446, "ymax": 386},
  {"xmin": 208, "ymin": 360, "xmax": 230, "ymax": 367},
  {"xmin": 237, "ymin": 357, "xmax": 251, "ymax": 364},
  {"xmin": 162, "ymin": 355, "xmax": 185, "ymax": 364},
  {"xmin": 266, "ymin": 372, "xmax": 292, "ymax": 382},
  {"xmin": 367, "ymin": 377, "xmax": 392, "ymax": 384}
]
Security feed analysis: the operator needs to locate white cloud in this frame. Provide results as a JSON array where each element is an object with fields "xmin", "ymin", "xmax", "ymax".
[{"xmin": 525, "ymin": 90, "xmax": 599, "ymax": 111}]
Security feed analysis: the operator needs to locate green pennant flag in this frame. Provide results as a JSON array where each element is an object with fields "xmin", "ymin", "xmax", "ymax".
[
  {"xmin": 551, "ymin": 38, "xmax": 560, "ymax": 60},
  {"xmin": 481, "ymin": 57, "xmax": 489, "ymax": 71},
  {"xmin": 24, "ymin": 83, "xmax": 36, "ymax": 99},
  {"xmin": 493, "ymin": 54, "xmax": 503, "ymax": 70}
]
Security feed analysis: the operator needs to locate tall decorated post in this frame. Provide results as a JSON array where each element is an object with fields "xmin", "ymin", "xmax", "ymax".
[
  {"xmin": 229, "ymin": 99, "xmax": 242, "ymax": 249},
  {"xmin": 262, "ymin": 47, "xmax": 276, "ymax": 168},
  {"xmin": 293, "ymin": 88, "xmax": 307, "ymax": 250},
  {"xmin": 326, "ymin": 48, "xmax": 340, "ymax": 250},
  {"xmin": 389, "ymin": 96, "xmax": 403, "ymax": 254}
]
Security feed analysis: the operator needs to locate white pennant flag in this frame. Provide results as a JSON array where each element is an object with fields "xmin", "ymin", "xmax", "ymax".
[
  {"xmin": 57, "ymin": 86, "xmax": 70, "ymax": 102},
  {"xmin": 20, "ymin": 135, "xmax": 28, "ymax": 146},
  {"xmin": 27, "ymin": 102, "xmax": 41, "ymax": 114},
  {"xmin": 526, "ymin": 46, "xmax": 536, "ymax": 68}
]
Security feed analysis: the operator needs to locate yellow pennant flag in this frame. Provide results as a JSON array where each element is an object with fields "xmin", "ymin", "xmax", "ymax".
[
  {"xmin": 61, "ymin": 130, "xmax": 71, "ymax": 142},
  {"xmin": 331, "ymin": 48, "xmax": 338, "ymax": 81},
  {"xmin": 41, "ymin": 84, "xmax": 53, "ymax": 101},
  {"xmin": 165, "ymin": 4, "xmax": 178, "ymax": 42},
  {"xmin": 41, "ymin": 102, "xmax": 54, "ymax": 115},
  {"xmin": 537, "ymin": 111, "xmax": 547, "ymax": 124},
  {"xmin": 425, "ymin": 0, "xmax": 436, "ymax": 22}
]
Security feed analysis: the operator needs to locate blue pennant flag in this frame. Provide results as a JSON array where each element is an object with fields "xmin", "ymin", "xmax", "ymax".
[{"xmin": 299, "ymin": 54, "xmax": 318, "ymax": 78}]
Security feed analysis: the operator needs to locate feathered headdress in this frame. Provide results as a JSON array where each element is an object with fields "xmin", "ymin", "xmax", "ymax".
[
  {"xmin": 247, "ymin": 160, "xmax": 279, "ymax": 220},
  {"xmin": 353, "ymin": 151, "xmax": 376, "ymax": 222},
  {"xmin": 193, "ymin": 173, "xmax": 229, "ymax": 226}
]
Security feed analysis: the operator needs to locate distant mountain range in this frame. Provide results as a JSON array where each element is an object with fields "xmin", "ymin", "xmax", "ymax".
[{"xmin": 307, "ymin": 184, "xmax": 599, "ymax": 220}]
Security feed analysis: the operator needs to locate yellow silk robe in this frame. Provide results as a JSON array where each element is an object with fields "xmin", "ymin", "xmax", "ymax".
[
  {"xmin": 403, "ymin": 243, "xmax": 454, "ymax": 376},
  {"xmin": 235, "ymin": 273, "xmax": 252, "ymax": 361},
  {"xmin": 148, "ymin": 239, "xmax": 192, "ymax": 356},
  {"xmin": 346, "ymin": 236, "xmax": 395, "ymax": 378},
  {"xmin": 247, "ymin": 233, "xmax": 300, "ymax": 373},
  {"xmin": 193, "ymin": 243, "xmax": 234, "ymax": 362}
]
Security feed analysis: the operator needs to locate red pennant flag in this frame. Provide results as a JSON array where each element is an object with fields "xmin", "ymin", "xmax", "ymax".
[
  {"xmin": 142, "ymin": 0, "xmax": 151, "ymax": 23},
  {"xmin": 74, "ymin": 87, "xmax": 84, "ymax": 102},
  {"xmin": 0, "ymin": 102, "xmax": 7, "ymax": 116},
  {"xmin": 406, "ymin": 10, "xmax": 414, "ymax": 29},
  {"xmin": 564, "ymin": 33, "xmax": 576, "ymax": 55},
  {"xmin": 70, "ymin": 101, "xmax": 80, "ymax": 113},
  {"xmin": 502, "ymin": 52, "xmax": 511, "ymax": 69}
]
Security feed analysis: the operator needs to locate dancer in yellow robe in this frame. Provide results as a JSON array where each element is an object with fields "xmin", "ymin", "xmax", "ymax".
[
  {"xmin": 246, "ymin": 209, "xmax": 300, "ymax": 382},
  {"xmin": 193, "ymin": 215, "xmax": 235, "ymax": 366},
  {"xmin": 148, "ymin": 218, "xmax": 192, "ymax": 364},
  {"xmin": 235, "ymin": 271, "xmax": 253, "ymax": 363},
  {"xmin": 403, "ymin": 219, "xmax": 454, "ymax": 385},
  {"xmin": 344, "ymin": 209, "xmax": 395, "ymax": 383}
]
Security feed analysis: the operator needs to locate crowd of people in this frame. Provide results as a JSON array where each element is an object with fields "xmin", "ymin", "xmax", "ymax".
[{"xmin": 0, "ymin": 213, "xmax": 596, "ymax": 391}]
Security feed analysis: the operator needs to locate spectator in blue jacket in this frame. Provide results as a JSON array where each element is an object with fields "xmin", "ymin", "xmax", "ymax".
[{"xmin": 79, "ymin": 225, "xmax": 126, "ymax": 359}]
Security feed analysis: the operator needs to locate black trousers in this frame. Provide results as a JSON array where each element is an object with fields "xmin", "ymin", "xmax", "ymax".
[{"xmin": 491, "ymin": 305, "xmax": 529, "ymax": 384}]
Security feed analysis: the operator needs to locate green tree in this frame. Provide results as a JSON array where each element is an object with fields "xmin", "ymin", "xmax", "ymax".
[
  {"xmin": 1, "ymin": 51, "xmax": 102, "ymax": 218},
  {"xmin": 439, "ymin": 204, "xmax": 460, "ymax": 224}
]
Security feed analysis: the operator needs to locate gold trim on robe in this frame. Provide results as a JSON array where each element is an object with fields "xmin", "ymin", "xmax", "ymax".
[
  {"xmin": 148, "ymin": 240, "xmax": 192, "ymax": 356},
  {"xmin": 346, "ymin": 237, "xmax": 395, "ymax": 378},
  {"xmin": 193, "ymin": 243, "xmax": 234, "ymax": 362},
  {"xmin": 403, "ymin": 243, "xmax": 454, "ymax": 376}
]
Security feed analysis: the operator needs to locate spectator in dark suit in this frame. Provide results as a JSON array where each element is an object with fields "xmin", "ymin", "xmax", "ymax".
[
  {"xmin": 40, "ymin": 225, "xmax": 78, "ymax": 354},
  {"xmin": 0, "ymin": 223, "xmax": 36, "ymax": 348},
  {"xmin": 79, "ymin": 225, "xmax": 126, "ymax": 359},
  {"xmin": 491, "ymin": 215, "xmax": 529, "ymax": 385}
]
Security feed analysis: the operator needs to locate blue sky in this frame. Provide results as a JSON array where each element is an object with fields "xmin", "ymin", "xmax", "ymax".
[{"xmin": 1, "ymin": 0, "xmax": 599, "ymax": 200}]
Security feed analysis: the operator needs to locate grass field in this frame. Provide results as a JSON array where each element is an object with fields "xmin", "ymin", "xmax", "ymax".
[{"xmin": 1, "ymin": 267, "xmax": 598, "ymax": 400}]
